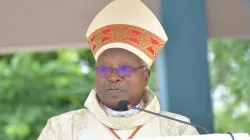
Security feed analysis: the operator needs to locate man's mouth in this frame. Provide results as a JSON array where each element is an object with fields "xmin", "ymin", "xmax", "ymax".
[{"xmin": 107, "ymin": 88, "xmax": 123, "ymax": 94}]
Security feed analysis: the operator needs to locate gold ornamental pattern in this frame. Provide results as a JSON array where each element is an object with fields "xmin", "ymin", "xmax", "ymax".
[{"xmin": 88, "ymin": 24, "xmax": 166, "ymax": 60}]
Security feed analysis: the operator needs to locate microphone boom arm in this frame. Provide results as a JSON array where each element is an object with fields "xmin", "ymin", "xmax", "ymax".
[{"xmin": 132, "ymin": 107, "xmax": 210, "ymax": 134}]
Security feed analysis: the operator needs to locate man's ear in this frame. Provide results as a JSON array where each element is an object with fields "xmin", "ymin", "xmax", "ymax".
[{"xmin": 144, "ymin": 70, "xmax": 150, "ymax": 87}]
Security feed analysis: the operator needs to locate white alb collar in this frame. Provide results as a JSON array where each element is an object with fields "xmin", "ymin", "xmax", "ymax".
[{"xmin": 102, "ymin": 100, "xmax": 143, "ymax": 118}]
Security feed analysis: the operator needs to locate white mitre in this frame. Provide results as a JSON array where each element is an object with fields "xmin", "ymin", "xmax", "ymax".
[{"xmin": 86, "ymin": 0, "xmax": 168, "ymax": 68}]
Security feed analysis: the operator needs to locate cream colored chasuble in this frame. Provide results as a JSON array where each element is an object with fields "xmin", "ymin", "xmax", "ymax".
[{"xmin": 38, "ymin": 88, "xmax": 199, "ymax": 140}]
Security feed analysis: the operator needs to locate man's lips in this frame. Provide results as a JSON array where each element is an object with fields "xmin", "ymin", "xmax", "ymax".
[{"xmin": 107, "ymin": 88, "xmax": 124, "ymax": 94}]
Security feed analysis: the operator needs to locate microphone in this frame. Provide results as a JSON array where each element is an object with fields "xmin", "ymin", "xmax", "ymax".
[{"xmin": 117, "ymin": 100, "xmax": 210, "ymax": 134}]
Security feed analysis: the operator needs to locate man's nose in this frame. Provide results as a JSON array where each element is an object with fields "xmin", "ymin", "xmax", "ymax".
[{"xmin": 107, "ymin": 69, "xmax": 122, "ymax": 82}]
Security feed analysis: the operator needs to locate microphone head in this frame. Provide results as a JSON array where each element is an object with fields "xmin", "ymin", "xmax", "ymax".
[{"xmin": 117, "ymin": 100, "xmax": 130, "ymax": 111}]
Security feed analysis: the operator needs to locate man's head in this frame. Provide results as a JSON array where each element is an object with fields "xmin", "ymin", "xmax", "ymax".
[
  {"xmin": 95, "ymin": 48, "xmax": 150, "ymax": 109},
  {"xmin": 86, "ymin": 0, "xmax": 168, "ymax": 109}
]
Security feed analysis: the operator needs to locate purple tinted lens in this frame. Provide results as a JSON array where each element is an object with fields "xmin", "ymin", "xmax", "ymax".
[
  {"xmin": 118, "ymin": 66, "xmax": 133, "ymax": 77},
  {"xmin": 96, "ymin": 66, "xmax": 111, "ymax": 77}
]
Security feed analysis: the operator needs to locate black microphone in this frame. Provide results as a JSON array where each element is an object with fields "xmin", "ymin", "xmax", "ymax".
[{"xmin": 117, "ymin": 100, "xmax": 210, "ymax": 134}]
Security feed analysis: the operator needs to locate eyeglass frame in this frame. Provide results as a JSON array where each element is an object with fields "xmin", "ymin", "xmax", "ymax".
[{"xmin": 94, "ymin": 65, "xmax": 147, "ymax": 78}]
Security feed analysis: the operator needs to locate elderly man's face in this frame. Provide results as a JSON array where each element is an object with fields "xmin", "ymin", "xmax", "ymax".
[{"xmin": 95, "ymin": 48, "xmax": 150, "ymax": 109}]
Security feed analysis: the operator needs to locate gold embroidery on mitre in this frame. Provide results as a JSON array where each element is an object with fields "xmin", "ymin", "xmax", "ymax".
[{"xmin": 88, "ymin": 24, "xmax": 166, "ymax": 60}]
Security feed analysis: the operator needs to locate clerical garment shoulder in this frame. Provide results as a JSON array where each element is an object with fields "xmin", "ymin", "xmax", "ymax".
[
  {"xmin": 38, "ymin": 109, "xmax": 198, "ymax": 140},
  {"xmin": 38, "ymin": 88, "xmax": 199, "ymax": 140}
]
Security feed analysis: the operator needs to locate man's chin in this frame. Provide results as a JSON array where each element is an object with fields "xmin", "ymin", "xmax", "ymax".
[
  {"xmin": 102, "ymin": 99, "xmax": 128, "ymax": 109},
  {"xmin": 102, "ymin": 102, "xmax": 118, "ymax": 109}
]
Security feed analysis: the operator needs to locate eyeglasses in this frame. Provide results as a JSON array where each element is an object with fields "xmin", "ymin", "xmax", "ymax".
[{"xmin": 95, "ymin": 66, "xmax": 146, "ymax": 78}]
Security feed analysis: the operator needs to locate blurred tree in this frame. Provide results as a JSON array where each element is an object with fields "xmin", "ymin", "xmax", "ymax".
[
  {"xmin": 0, "ymin": 49, "xmax": 95, "ymax": 140},
  {"xmin": 209, "ymin": 40, "xmax": 250, "ymax": 133},
  {"xmin": 0, "ymin": 48, "xmax": 157, "ymax": 140}
]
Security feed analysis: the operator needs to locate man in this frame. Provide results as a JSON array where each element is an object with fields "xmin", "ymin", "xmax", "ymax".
[{"xmin": 38, "ymin": 0, "xmax": 199, "ymax": 139}]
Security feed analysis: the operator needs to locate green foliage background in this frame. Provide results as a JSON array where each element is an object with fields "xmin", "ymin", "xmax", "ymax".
[
  {"xmin": 0, "ymin": 49, "xmax": 158, "ymax": 140},
  {"xmin": 0, "ymin": 40, "xmax": 250, "ymax": 139},
  {"xmin": 209, "ymin": 40, "xmax": 250, "ymax": 133}
]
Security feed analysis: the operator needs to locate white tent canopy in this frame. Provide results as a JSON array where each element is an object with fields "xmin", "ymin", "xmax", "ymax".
[{"xmin": 0, "ymin": 0, "xmax": 249, "ymax": 54}]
